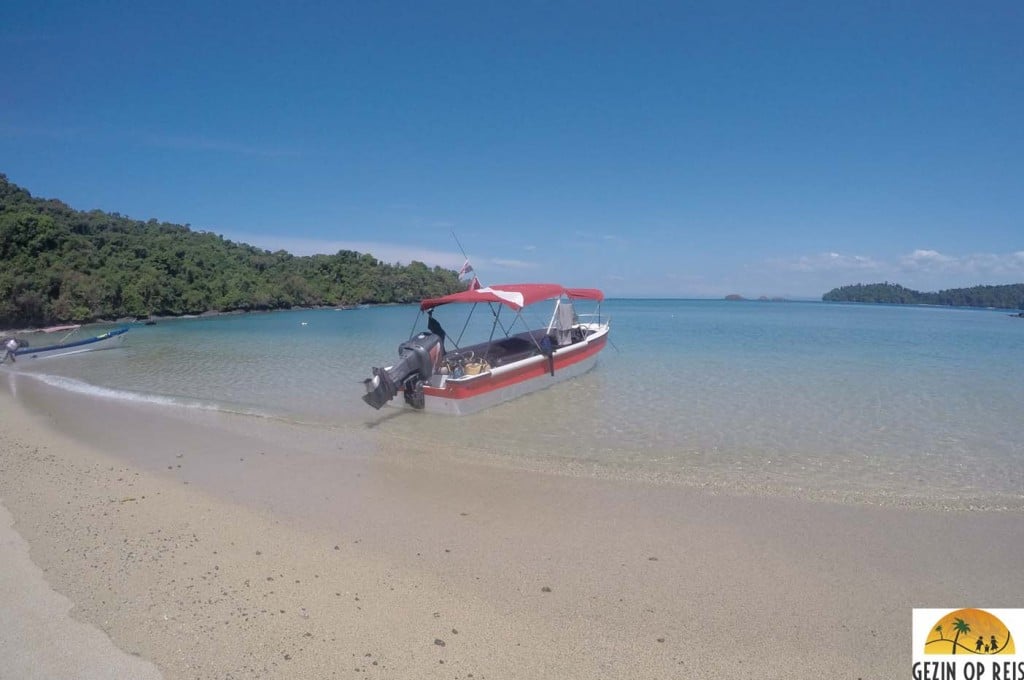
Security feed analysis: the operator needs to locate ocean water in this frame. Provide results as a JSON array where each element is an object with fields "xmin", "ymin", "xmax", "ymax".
[{"xmin": 6, "ymin": 300, "xmax": 1024, "ymax": 509}]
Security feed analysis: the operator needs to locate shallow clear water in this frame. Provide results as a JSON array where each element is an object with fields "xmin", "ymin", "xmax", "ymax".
[{"xmin": 8, "ymin": 300, "xmax": 1024, "ymax": 508}]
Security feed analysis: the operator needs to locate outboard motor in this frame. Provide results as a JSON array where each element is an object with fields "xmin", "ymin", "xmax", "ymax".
[{"xmin": 362, "ymin": 332, "xmax": 443, "ymax": 410}]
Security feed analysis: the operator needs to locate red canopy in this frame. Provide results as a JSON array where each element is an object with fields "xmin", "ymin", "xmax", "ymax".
[{"xmin": 420, "ymin": 283, "xmax": 604, "ymax": 312}]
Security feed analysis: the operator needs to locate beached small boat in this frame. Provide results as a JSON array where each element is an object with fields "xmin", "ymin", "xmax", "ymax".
[
  {"xmin": 6, "ymin": 326, "xmax": 129, "ymax": 362},
  {"xmin": 361, "ymin": 283, "xmax": 610, "ymax": 415}
]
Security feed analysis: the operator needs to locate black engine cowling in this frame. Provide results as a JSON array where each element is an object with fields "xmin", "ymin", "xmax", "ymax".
[{"xmin": 362, "ymin": 332, "xmax": 443, "ymax": 410}]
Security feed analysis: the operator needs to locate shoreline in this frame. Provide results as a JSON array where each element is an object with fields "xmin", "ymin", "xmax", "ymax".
[
  {"xmin": 2, "ymin": 381, "xmax": 1023, "ymax": 678},
  {"xmin": 0, "ymin": 302, "xmax": 406, "ymax": 334},
  {"xmin": 10, "ymin": 365, "xmax": 1023, "ymax": 513},
  {"xmin": 0, "ymin": 497, "xmax": 162, "ymax": 680},
  {"xmin": 5, "ymin": 293, "xmax": 1024, "ymax": 334}
]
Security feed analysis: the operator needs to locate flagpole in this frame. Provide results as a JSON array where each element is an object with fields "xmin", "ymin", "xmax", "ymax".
[
  {"xmin": 451, "ymin": 230, "xmax": 470, "ymax": 264},
  {"xmin": 452, "ymin": 230, "xmax": 481, "ymax": 290}
]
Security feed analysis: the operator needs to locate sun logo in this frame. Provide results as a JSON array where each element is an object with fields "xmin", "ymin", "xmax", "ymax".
[{"xmin": 925, "ymin": 609, "xmax": 1015, "ymax": 655}]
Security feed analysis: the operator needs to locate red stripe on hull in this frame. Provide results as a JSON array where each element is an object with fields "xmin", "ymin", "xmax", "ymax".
[{"xmin": 423, "ymin": 334, "xmax": 607, "ymax": 401}]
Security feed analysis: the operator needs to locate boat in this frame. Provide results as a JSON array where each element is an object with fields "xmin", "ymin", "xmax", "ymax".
[
  {"xmin": 361, "ymin": 283, "xmax": 610, "ymax": 415},
  {"xmin": 4, "ymin": 326, "xmax": 129, "ymax": 362}
]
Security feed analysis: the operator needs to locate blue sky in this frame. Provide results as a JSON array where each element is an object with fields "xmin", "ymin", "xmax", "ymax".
[{"xmin": 2, "ymin": 1, "xmax": 1022, "ymax": 298}]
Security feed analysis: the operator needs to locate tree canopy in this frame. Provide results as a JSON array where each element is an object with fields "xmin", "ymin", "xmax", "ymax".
[
  {"xmin": 823, "ymin": 282, "xmax": 1024, "ymax": 309},
  {"xmin": 0, "ymin": 174, "xmax": 464, "ymax": 327}
]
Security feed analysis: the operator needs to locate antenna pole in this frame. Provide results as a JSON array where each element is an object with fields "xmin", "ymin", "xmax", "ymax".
[{"xmin": 451, "ymin": 230, "xmax": 470, "ymax": 263}]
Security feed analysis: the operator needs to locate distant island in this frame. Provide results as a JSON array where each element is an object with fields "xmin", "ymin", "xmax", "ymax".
[
  {"xmin": 823, "ymin": 282, "xmax": 1024, "ymax": 310},
  {"xmin": 724, "ymin": 294, "xmax": 787, "ymax": 302}
]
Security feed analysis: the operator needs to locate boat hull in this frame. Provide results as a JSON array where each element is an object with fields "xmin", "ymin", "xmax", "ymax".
[
  {"xmin": 404, "ymin": 327, "xmax": 608, "ymax": 415},
  {"xmin": 12, "ymin": 328, "xmax": 128, "ymax": 361}
]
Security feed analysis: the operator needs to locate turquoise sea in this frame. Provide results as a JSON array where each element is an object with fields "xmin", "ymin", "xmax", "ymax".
[{"xmin": 6, "ymin": 300, "xmax": 1024, "ymax": 509}]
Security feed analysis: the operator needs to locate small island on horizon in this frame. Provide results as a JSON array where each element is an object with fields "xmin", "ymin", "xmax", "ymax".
[
  {"xmin": 724, "ymin": 294, "xmax": 788, "ymax": 302},
  {"xmin": 823, "ymin": 282, "xmax": 1024, "ymax": 310}
]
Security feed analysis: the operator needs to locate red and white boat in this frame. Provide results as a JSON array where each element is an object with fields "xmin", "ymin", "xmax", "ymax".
[{"xmin": 361, "ymin": 283, "xmax": 610, "ymax": 415}]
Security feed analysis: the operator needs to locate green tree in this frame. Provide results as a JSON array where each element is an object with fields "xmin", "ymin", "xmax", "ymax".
[
  {"xmin": 951, "ymin": 618, "xmax": 971, "ymax": 654},
  {"xmin": 823, "ymin": 282, "xmax": 1024, "ymax": 309},
  {"xmin": 0, "ymin": 174, "xmax": 463, "ymax": 327}
]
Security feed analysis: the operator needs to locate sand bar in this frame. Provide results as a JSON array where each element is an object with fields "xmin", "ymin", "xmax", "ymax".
[{"xmin": 1, "ymin": 375, "xmax": 1023, "ymax": 678}]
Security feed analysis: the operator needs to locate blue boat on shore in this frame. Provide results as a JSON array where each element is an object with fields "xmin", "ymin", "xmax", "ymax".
[{"xmin": 5, "ymin": 326, "xmax": 129, "ymax": 363}]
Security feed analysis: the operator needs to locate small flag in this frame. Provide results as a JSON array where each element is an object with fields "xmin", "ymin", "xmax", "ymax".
[{"xmin": 458, "ymin": 261, "xmax": 480, "ymax": 289}]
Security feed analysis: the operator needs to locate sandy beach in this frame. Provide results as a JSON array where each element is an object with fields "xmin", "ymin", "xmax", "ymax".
[{"xmin": 2, "ymin": 377, "xmax": 1023, "ymax": 679}]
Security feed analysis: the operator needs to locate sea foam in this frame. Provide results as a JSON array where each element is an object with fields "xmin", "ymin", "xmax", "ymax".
[{"xmin": 24, "ymin": 372, "xmax": 272, "ymax": 419}]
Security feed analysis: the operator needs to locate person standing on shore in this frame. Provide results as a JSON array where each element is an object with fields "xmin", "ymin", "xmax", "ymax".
[{"xmin": 3, "ymin": 337, "xmax": 19, "ymax": 363}]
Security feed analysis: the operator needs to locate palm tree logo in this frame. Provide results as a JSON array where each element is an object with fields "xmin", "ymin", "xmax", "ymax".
[
  {"xmin": 950, "ymin": 618, "xmax": 971, "ymax": 654},
  {"xmin": 925, "ymin": 609, "xmax": 1014, "ymax": 655}
]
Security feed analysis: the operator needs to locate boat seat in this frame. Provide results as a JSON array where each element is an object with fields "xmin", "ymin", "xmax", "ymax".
[{"xmin": 483, "ymin": 336, "xmax": 539, "ymax": 366}]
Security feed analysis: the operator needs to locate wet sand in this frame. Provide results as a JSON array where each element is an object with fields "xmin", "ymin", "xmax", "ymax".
[{"xmin": 1, "ymin": 377, "xmax": 1022, "ymax": 679}]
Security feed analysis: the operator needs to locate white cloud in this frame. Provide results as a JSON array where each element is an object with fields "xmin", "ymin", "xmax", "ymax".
[
  {"xmin": 573, "ymin": 230, "xmax": 626, "ymax": 243},
  {"xmin": 226, "ymin": 233, "xmax": 465, "ymax": 268},
  {"xmin": 777, "ymin": 252, "xmax": 882, "ymax": 273},
  {"xmin": 899, "ymin": 249, "xmax": 952, "ymax": 268},
  {"xmin": 490, "ymin": 258, "xmax": 537, "ymax": 269},
  {"xmin": 223, "ymin": 233, "xmax": 541, "ymax": 272},
  {"xmin": 769, "ymin": 249, "xmax": 1024, "ymax": 293},
  {"xmin": 898, "ymin": 250, "xmax": 1024, "ymax": 278}
]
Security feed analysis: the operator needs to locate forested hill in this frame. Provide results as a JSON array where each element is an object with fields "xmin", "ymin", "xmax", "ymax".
[
  {"xmin": 0, "ymin": 174, "xmax": 463, "ymax": 327},
  {"xmin": 823, "ymin": 282, "xmax": 1024, "ymax": 309}
]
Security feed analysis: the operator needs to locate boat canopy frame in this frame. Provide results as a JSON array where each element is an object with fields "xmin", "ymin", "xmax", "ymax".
[{"xmin": 410, "ymin": 283, "xmax": 605, "ymax": 358}]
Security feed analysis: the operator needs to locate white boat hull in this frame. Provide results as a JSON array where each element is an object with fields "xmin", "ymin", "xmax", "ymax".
[
  {"xmin": 11, "ymin": 328, "xmax": 128, "ymax": 361},
  {"xmin": 422, "ymin": 347, "xmax": 600, "ymax": 415},
  {"xmin": 400, "ymin": 325, "xmax": 609, "ymax": 415}
]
